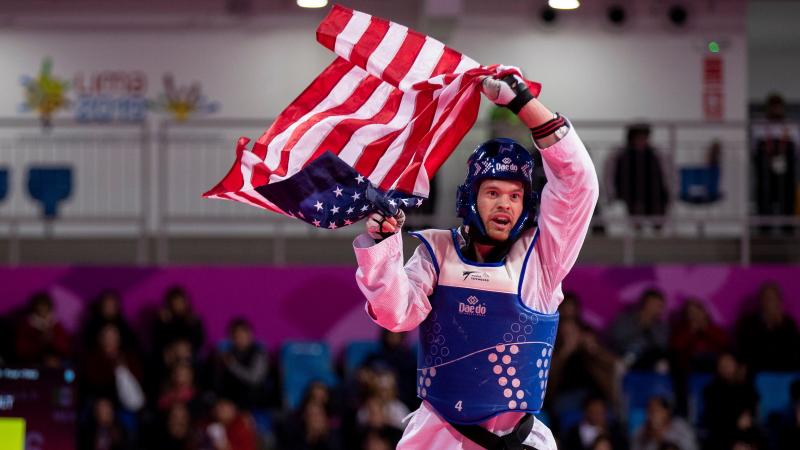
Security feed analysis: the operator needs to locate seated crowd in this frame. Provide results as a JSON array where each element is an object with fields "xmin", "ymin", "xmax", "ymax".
[{"xmin": 0, "ymin": 282, "xmax": 798, "ymax": 450}]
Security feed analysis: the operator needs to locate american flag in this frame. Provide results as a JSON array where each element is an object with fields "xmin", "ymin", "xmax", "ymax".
[{"xmin": 203, "ymin": 4, "xmax": 540, "ymax": 229}]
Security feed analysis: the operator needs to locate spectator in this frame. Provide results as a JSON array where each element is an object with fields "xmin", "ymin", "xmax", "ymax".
[
  {"xmin": 158, "ymin": 362, "xmax": 198, "ymax": 412},
  {"xmin": 356, "ymin": 396, "xmax": 403, "ymax": 449},
  {"xmin": 78, "ymin": 397, "xmax": 133, "ymax": 450},
  {"xmin": 561, "ymin": 396, "xmax": 628, "ymax": 450},
  {"xmin": 203, "ymin": 397, "xmax": 259, "ymax": 450},
  {"xmin": 702, "ymin": 353, "xmax": 759, "ymax": 450},
  {"xmin": 670, "ymin": 298, "xmax": 729, "ymax": 373},
  {"xmin": 14, "ymin": 291, "xmax": 71, "ymax": 367},
  {"xmin": 608, "ymin": 289, "xmax": 669, "ymax": 371},
  {"xmin": 150, "ymin": 403, "xmax": 198, "ymax": 450},
  {"xmin": 548, "ymin": 319, "xmax": 620, "ymax": 418},
  {"xmin": 357, "ymin": 371, "xmax": 409, "ymax": 430},
  {"xmin": 285, "ymin": 402, "xmax": 342, "ymax": 450},
  {"xmin": 82, "ymin": 290, "xmax": 138, "ymax": 353},
  {"xmin": 735, "ymin": 282, "xmax": 800, "ymax": 372},
  {"xmin": 364, "ymin": 329, "xmax": 417, "ymax": 409},
  {"xmin": 153, "ymin": 287, "xmax": 205, "ymax": 355},
  {"xmin": 361, "ymin": 428, "xmax": 396, "ymax": 450},
  {"xmin": 751, "ymin": 93, "xmax": 798, "ymax": 235},
  {"xmin": 632, "ymin": 396, "xmax": 698, "ymax": 450},
  {"xmin": 82, "ymin": 323, "xmax": 145, "ymax": 412},
  {"xmin": 669, "ymin": 298, "xmax": 729, "ymax": 415},
  {"xmin": 212, "ymin": 318, "xmax": 269, "ymax": 409},
  {"xmin": 610, "ymin": 123, "xmax": 671, "ymax": 228}
]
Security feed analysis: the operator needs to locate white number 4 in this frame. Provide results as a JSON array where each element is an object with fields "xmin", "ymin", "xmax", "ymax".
[{"xmin": 455, "ymin": 400, "xmax": 463, "ymax": 412}]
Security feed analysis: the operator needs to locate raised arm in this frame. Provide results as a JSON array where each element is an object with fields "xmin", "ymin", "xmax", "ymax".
[{"xmin": 483, "ymin": 75, "xmax": 599, "ymax": 306}]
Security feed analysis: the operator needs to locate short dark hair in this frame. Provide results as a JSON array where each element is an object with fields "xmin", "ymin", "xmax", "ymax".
[{"xmin": 639, "ymin": 288, "xmax": 664, "ymax": 305}]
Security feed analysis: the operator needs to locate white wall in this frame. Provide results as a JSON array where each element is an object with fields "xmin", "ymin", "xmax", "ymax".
[{"xmin": 0, "ymin": 5, "xmax": 748, "ymax": 122}]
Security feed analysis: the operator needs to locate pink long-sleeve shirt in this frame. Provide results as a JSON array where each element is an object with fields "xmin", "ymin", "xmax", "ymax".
[{"xmin": 353, "ymin": 125, "xmax": 599, "ymax": 449}]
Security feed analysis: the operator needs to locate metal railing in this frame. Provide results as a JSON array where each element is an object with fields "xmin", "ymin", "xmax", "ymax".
[{"xmin": 0, "ymin": 116, "xmax": 796, "ymax": 265}]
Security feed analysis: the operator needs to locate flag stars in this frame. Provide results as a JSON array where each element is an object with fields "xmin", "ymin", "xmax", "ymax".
[
  {"xmin": 346, "ymin": 206, "xmax": 355, "ymax": 215},
  {"xmin": 314, "ymin": 201, "xmax": 324, "ymax": 211},
  {"xmin": 344, "ymin": 219, "xmax": 352, "ymax": 225},
  {"xmin": 388, "ymin": 199, "xmax": 396, "ymax": 207},
  {"xmin": 401, "ymin": 198, "xmax": 408, "ymax": 206},
  {"xmin": 351, "ymin": 192, "xmax": 362, "ymax": 201},
  {"xmin": 328, "ymin": 221, "xmax": 338, "ymax": 229},
  {"xmin": 355, "ymin": 174, "xmax": 365, "ymax": 184},
  {"xmin": 360, "ymin": 205, "xmax": 369, "ymax": 212},
  {"xmin": 312, "ymin": 219, "xmax": 321, "ymax": 227},
  {"xmin": 333, "ymin": 186, "xmax": 344, "ymax": 197},
  {"xmin": 330, "ymin": 205, "xmax": 340, "ymax": 214},
  {"xmin": 416, "ymin": 198, "xmax": 424, "ymax": 207}
]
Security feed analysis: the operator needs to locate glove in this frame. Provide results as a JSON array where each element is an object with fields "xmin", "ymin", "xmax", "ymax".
[
  {"xmin": 481, "ymin": 74, "xmax": 535, "ymax": 114},
  {"xmin": 366, "ymin": 210, "xmax": 406, "ymax": 241}
]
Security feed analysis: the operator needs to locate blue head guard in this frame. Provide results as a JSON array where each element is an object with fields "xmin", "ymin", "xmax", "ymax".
[{"xmin": 456, "ymin": 138, "xmax": 536, "ymax": 242}]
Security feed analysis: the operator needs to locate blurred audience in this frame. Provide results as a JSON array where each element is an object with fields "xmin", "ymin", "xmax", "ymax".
[
  {"xmin": 203, "ymin": 397, "xmax": 259, "ymax": 450},
  {"xmin": 548, "ymin": 319, "xmax": 619, "ymax": 418},
  {"xmin": 149, "ymin": 403, "xmax": 198, "ymax": 450},
  {"xmin": 158, "ymin": 362, "xmax": 199, "ymax": 412},
  {"xmin": 14, "ymin": 291, "xmax": 71, "ymax": 367},
  {"xmin": 608, "ymin": 289, "xmax": 669, "ymax": 372},
  {"xmin": 364, "ymin": 329, "xmax": 417, "ymax": 409},
  {"xmin": 561, "ymin": 395, "xmax": 628, "ymax": 450},
  {"xmin": 751, "ymin": 93, "xmax": 798, "ymax": 235},
  {"xmin": 153, "ymin": 287, "xmax": 205, "ymax": 355},
  {"xmin": 78, "ymin": 397, "xmax": 133, "ymax": 450},
  {"xmin": 82, "ymin": 290, "xmax": 138, "ymax": 353},
  {"xmin": 670, "ymin": 298, "xmax": 729, "ymax": 373},
  {"xmin": 610, "ymin": 123, "xmax": 671, "ymax": 228},
  {"xmin": 82, "ymin": 323, "xmax": 145, "ymax": 412},
  {"xmin": 702, "ymin": 352, "xmax": 760, "ymax": 450},
  {"xmin": 735, "ymin": 282, "xmax": 800, "ymax": 372},
  {"xmin": 632, "ymin": 396, "xmax": 698, "ymax": 450},
  {"xmin": 212, "ymin": 318, "xmax": 269, "ymax": 409}
]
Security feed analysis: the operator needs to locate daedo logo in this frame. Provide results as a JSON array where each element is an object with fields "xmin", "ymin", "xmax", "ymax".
[{"xmin": 458, "ymin": 295, "xmax": 487, "ymax": 317}]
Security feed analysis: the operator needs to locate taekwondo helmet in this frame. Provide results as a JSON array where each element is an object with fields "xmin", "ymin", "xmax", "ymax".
[{"xmin": 456, "ymin": 138, "xmax": 536, "ymax": 242}]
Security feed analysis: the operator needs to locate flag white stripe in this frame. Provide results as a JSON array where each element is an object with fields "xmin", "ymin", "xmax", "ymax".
[
  {"xmin": 263, "ymin": 65, "xmax": 369, "ymax": 170},
  {"xmin": 398, "ymin": 37, "xmax": 445, "ymax": 91},
  {"xmin": 238, "ymin": 149, "xmax": 261, "ymax": 191},
  {"xmin": 337, "ymin": 89, "xmax": 419, "ymax": 164},
  {"xmin": 365, "ymin": 22, "xmax": 408, "ymax": 79},
  {"xmin": 454, "ymin": 54, "xmax": 481, "ymax": 74},
  {"xmin": 368, "ymin": 112, "xmax": 416, "ymax": 186},
  {"xmin": 274, "ymin": 82, "xmax": 396, "ymax": 183},
  {"xmin": 335, "ymin": 10, "xmax": 371, "ymax": 60}
]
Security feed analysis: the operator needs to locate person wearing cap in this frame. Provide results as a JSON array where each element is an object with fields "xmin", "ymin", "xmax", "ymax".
[{"xmin": 352, "ymin": 73, "xmax": 599, "ymax": 450}]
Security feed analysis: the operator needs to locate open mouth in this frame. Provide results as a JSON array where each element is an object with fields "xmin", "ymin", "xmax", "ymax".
[{"xmin": 490, "ymin": 214, "xmax": 512, "ymax": 228}]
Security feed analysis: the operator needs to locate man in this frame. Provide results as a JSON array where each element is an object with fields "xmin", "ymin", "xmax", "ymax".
[{"xmin": 353, "ymin": 73, "xmax": 599, "ymax": 449}]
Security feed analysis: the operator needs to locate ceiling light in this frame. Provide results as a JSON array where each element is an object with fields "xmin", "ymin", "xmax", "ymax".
[
  {"xmin": 297, "ymin": 0, "xmax": 328, "ymax": 8},
  {"xmin": 548, "ymin": 0, "xmax": 579, "ymax": 10}
]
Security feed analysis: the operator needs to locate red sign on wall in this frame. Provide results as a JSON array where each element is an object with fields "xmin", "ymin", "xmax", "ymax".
[{"xmin": 703, "ymin": 56, "xmax": 723, "ymax": 120}]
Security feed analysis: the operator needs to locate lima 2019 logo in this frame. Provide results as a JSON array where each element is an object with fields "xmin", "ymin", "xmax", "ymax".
[
  {"xmin": 19, "ymin": 57, "xmax": 220, "ymax": 125},
  {"xmin": 458, "ymin": 295, "xmax": 487, "ymax": 317}
]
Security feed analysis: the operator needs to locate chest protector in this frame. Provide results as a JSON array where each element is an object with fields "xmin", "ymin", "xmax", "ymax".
[{"xmin": 409, "ymin": 228, "xmax": 559, "ymax": 425}]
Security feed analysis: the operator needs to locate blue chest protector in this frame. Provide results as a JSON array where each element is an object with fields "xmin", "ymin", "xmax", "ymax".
[{"xmin": 410, "ymin": 228, "xmax": 559, "ymax": 425}]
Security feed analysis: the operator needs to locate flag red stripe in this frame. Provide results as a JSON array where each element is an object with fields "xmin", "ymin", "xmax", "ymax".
[
  {"xmin": 380, "ymin": 29, "xmax": 426, "ymax": 89},
  {"xmin": 252, "ymin": 58, "xmax": 353, "ymax": 160},
  {"xmin": 349, "ymin": 16, "xmax": 391, "ymax": 71},
  {"xmin": 203, "ymin": 137, "xmax": 250, "ymax": 197},
  {"xmin": 393, "ymin": 52, "xmax": 464, "ymax": 192},
  {"xmin": 254, "ymin": 76, "xmax": 383, "ymax": 186},
  {"xmin": 316, "ymin": 4, "xmax": 353, "ymax": 52},
  {"xmin": 306, "ymin": 88, "xmax": 404, "ymax": 163},
  {"xmin": 422, "ymin": 78, "xmax": 483, "ymax": 177}
]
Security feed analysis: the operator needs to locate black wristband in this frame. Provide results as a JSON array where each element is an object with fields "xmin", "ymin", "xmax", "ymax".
[
  {"xmin": 501, "ymin": 75, "xmax": 535, "ymax": 115},
  {"xmin": 530, "ymin": 114, "xmax": 567, "ymax": 140}
]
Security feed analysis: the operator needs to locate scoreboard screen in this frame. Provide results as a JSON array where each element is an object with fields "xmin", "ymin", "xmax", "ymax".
[{"xmin": 0, "ymin": 367, "xmax": 76, "ymax": 450}]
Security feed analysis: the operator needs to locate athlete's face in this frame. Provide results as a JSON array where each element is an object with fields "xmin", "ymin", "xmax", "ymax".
[{"xmin": 476, "ymin": 179, "xmax": 525, "ymax": 242}]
